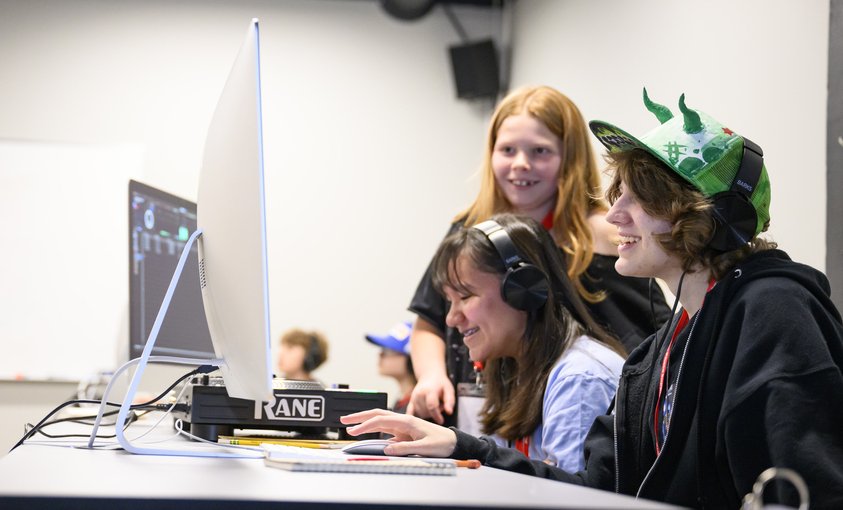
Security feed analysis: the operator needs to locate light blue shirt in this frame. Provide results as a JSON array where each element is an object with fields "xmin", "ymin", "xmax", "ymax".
[{"xmin": 491, "ymin": 335, "xmax": 624, "ymax": 473}]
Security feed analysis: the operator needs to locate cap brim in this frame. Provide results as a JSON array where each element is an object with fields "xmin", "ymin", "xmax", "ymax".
[
  {"xmin": 589, "ymin": 120, "xmax": 676, "ymax": 173},
  {"xmin": 365, "ymin": 334, "xmax": 405, "ymax": 353}
]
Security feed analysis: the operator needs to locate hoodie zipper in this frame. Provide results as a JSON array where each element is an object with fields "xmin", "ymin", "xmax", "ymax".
[
  {"xmin": 614, "ymin": 407, "xmax": 620, "ymax": 493},
  {"xmin": 635, "ymin": 311, "xmax": 700, "ymax": 499}
]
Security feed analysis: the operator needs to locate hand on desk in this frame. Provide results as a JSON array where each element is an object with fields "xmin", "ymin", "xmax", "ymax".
[{"xmin": 340, "ymin": 409, "xmax": 457, "ymax": 458}]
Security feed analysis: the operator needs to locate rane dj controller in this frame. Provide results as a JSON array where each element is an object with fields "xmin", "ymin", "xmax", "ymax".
[{"xmin": 171, "ymin": 376, "xmax": 387, "ymax": 441}]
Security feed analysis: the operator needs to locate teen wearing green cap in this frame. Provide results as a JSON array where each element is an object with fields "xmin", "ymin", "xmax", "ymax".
[{"xmin": 342, "ymin": 90, "xmax": 843, "ymax": 509}]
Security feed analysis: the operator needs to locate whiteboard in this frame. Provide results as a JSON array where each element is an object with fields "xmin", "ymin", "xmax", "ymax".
[{"xmin": 0, "ymin": 141, "xmax": 144, "ymax": 380}]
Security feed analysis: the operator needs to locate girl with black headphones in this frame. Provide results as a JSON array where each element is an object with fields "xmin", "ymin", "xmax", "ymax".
[{"xmin": 416, "ymin": 213, "xmax": 624, "ymax": 472}]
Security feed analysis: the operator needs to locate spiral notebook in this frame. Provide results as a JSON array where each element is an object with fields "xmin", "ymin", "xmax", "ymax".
[
  {"xmin": 261, "ymin": 443, "xmax": 456, "ymax": 476},
  {"xmin": 263, "ymin": 457, "xmax": 456, "ymax": 475}
]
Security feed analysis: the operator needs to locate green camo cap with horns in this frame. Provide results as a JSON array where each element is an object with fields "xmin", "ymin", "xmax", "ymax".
[{"xmin": 589, "ymin": 88, "xmax": 771, "ymax": 238}]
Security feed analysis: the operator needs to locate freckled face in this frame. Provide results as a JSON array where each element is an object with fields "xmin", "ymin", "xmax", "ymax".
[
  {"xmin": 605, "ymin": 182, "xmax": 680, "ymax": 281},
  {"xmin": 443, "ymin": 255, "xmax": 527, "ymax": 363},
  {"xmin": 492, "ymin": 113, "xmax": 564, "ymax": 220}
]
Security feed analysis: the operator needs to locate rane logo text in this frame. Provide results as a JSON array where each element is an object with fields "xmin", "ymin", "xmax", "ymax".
[{"xmin": 257, "ymin": 394, "xmax": 325, "ymax": 421}]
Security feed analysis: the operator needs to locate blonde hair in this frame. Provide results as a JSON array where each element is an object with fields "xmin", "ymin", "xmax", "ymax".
[{"xmin": 459, "ymin": 86, "xmax": 606, "ymax": 301}]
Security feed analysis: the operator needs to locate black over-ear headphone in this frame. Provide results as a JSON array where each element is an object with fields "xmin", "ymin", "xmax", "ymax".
[
  {"xmin": 302, "ymin": 335, "xmax": 321, "ymax": 373},
  {"xmin": 708, "ymin": 137, "xmax": 763, "ymax": 252},
  {"xmin": 474, "ymin": 220, "xmax": 549, "ymax": 312}
]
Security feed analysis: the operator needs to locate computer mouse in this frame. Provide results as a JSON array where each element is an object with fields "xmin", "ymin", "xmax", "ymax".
[{"xmin": 341, "ymin": 439, "xmax": 397, "ymax": 456}]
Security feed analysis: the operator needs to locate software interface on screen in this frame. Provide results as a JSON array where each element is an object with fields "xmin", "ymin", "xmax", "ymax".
[{"xmin": 129, "ymin": 180, "xmax": 215, "ymax": 360}]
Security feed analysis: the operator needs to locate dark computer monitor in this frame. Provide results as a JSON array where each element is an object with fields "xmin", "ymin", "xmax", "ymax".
[{"xmin": 128, "ymin": 179, "xmax": 215, "ymax": 361}]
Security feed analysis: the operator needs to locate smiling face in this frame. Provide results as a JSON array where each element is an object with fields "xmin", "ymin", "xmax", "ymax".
[
  {"xmin": 442, "ymin": 255, "xmax": 527, "ymax": 363},
  {"xmin": 492, "ymin": 113, "xmax": 564, "ymax": 221},
  {"xmin": 605, "ymin": 182, "xmax": 683, "ymax": 282}
]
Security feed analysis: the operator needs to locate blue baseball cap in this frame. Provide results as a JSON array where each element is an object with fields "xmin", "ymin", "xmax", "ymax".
[{"xmin": 365, "ymin": 322, "xmax": 412, "ymax": 355}]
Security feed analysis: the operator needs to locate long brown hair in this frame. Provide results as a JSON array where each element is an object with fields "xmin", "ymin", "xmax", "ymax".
[
  {"xmin": 604, "ymin": 149, "xmax": 776, "ymax": 281},
  {"xmin": 458, "ymin": 86, "xmax": 607, "ymax": 302},
  {"xmin": 431, "ymin": 213, "xmax": 625, "ymax": 440}
]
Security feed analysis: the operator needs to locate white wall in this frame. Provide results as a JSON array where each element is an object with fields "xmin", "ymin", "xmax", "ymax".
[
  {"xmin": 0, "ymin": 0, "xmax": 497, "ymax": 402},
  {"xmin": 509, "ymin": 0, "xmax": 830, "ymax": 273},
  {"xmin": 0, "ymin": 0, "xmax": 831, "ymax": 409}
]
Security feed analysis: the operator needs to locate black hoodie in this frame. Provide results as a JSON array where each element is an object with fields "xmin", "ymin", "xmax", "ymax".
[{"xmin": 450, "ymin": 250, "xmax": 843, "ymax": 509}]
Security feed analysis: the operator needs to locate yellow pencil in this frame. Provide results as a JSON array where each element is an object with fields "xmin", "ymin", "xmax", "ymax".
[{"xmin": 218, "ymin": 438, "xmax": 322, "ymax": 448}]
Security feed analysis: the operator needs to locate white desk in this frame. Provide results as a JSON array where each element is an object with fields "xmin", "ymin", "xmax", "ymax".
[{"xmin": 0, "ymin": 414, "xmax": 684, "ymax": 509}]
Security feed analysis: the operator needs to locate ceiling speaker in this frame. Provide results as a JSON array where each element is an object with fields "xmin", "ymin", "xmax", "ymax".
[{"xmin": 380, "ymin": 0, "xmax": 438, "ymax": 20}]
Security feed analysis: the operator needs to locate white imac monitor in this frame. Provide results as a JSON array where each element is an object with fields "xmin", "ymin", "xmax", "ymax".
[
  {"xmin": 196, "ymin": 18, "xmax": 273, "ymax": 403},
  {"xmin": 108, "ymin": 18, "xmax": 272, "ymax": 457}
]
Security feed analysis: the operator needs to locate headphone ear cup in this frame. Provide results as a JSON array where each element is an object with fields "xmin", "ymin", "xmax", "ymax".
[
  {"xmin": 303, "ymin": 337, "xmax": 320, "ymax": 373},
  {"xmin": 709, "ymin": 192, "xmax": 758, "ymax": 252},
  {"xmin": 302, "ymin": 352, "xmax": 315, "ymax": 373},
  {"xmin": 501, "ymin": 263, "xmax": 550, "ymax": 312}
]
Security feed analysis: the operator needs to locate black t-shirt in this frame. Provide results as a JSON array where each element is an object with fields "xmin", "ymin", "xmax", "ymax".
[{"xmin": 408, "ymin": 223, "xmax": 673, "ymax": 395}]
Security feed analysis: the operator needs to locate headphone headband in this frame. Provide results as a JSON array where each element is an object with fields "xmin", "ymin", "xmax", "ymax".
[{"xmin": 474, "ymin": 220, "xmax": 523, "ymax": 270}]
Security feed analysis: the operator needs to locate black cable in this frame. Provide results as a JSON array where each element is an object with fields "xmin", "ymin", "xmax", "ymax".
[
  {"xmin": 25, "ymin": 410, "xmax": 151, "ymax": 440},
  {"xmin": 9, "ymin": 365, "xmax": 216, "ymax": 452},
  {"xmin": 649, "ymin": 278, "xmax": 658, "ymax": 333},
  {"xmin": 648, "ymin": 268, "xmax": 689, "ymax": 453},
  {"xmin": 32, "ymin": 405, "xmax": 158, "ymax": 429},
  {"xmin": 133, "ymin": 364, "xmax": 217, "ymax": 407},
  {"xmin": 38, "ymin": 408, "xmax": 122, "ymax": 428}
]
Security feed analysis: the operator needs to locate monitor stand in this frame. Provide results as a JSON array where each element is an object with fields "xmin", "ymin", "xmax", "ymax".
[{"xmin": 88, "ymin": 229, "xmax": 261, "ymax": 458}]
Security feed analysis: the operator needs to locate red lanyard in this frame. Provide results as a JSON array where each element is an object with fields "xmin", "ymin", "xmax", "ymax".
[
  {"xmin": 515, "ymin": 436, "xmax": 530, "ymax": 458},
  {"xmin": 541, "ymin": 210, "xmax": 554, "ymax": 230},
  {"xmin": 654, "ymin": 279, "xmax": 715, "ymax": 456},
  {"xmin": 654, "ymin": 311, "xmax": 688, "ymax": 456}
]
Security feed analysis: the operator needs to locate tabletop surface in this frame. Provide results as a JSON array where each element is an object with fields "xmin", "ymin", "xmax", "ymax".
[{"xmin": 0, "ymin": 412, "xmax": 684, "ymax": 510}]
